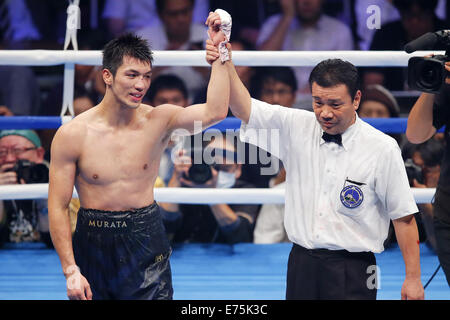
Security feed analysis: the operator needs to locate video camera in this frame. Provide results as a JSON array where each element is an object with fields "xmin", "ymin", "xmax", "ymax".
[
  {"xmin": 405, "ymin": 30, "xmax": 450, "ymax": 93},
  {"xmin": 182, "ymin": 147, "xmax": 213, "ymax": 185},
  {"xmin": 10, "ymin": 159, "xmax": 49, "ymax": 184},
  {"xmin": 182, "ymin": 146, "xmax": 237, "ymax": 185}
]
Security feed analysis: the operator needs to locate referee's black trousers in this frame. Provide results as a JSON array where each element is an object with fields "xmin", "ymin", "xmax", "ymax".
[{"xmin": 286, "ymin": 243, "xmax": 377, "ymax": 300}]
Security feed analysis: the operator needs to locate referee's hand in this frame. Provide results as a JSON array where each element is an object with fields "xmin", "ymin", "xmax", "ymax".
[{"xmin": 401, "ymin": 278, "xmax": 424, "ymax": 300}]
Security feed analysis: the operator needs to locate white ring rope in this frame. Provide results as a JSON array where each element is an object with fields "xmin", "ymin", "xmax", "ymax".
[
  {"xmin": 0, "ymin": 50, "xmax": 444, "ymax": 67},
  {"xmin": 0, "ymin": 184, "xmax": 436, "ymax": 204}
]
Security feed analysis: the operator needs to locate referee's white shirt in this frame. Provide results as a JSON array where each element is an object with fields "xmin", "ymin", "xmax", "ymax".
[{"xmin": 240, "ymin": 98, "xmax": 418, "ymax": 253}]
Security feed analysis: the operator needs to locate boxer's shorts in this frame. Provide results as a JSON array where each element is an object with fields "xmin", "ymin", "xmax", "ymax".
[{"xmin": 72, "ymin": 202, "xmax": 173, "ymax": 300}]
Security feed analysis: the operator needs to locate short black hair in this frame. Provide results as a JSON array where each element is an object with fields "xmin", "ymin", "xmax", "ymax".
[
  {"xmin": 250, "ymin": 67, "xmax": 298, "ymax": 99},
  {"xmin": 309, "ymin": 59, "xmax": 360, "ymax": 99},
  {"xmin": 102, "ymin": 33, "xmax": 153, "ymax": 76},
  {"xmin": 418, "ymin": 139, "xmax": 445, "ymax": 167},
  {"xmin": 156, "ymin": 0, "xmax": 195, "ymax": 15},
  {"xmin": 145, "ymin": 74, "xmax": 188, "ymax": 103}
]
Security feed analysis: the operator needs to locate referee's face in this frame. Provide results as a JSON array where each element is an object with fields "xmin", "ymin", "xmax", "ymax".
[{"xmin": 311, "ymin": 82, "xmax": 361, "ymax": 135}]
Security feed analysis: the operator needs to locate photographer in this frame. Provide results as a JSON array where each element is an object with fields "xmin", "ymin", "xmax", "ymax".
[
  {"xmin": 406, "ymin": 61, "xmax": 450, "ymax": 286},
  {"xmin": 0, "ymin": 130, "xmax": 51, "ymax": 248},
  {"xmin": 162, "ymin": 134, "xmax": 259, "ymax": 244}
]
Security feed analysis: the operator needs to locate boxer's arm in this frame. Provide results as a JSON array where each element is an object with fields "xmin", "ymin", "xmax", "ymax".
[
  {"xmin": 406, "ymin": 93, "xmax": 436, "ymax": 144},
  {"xmin": 48, "ymin": 125, "xmax": 80, "ymax": 276},
  {"xmin": 166, "ymin": 57, "xmax": 229, "ymax": 134}
]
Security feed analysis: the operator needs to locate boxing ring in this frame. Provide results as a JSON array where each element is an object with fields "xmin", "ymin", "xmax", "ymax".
[{"xmin": 0, "ymin": 49, "xmax": 448, "ymax": 300}]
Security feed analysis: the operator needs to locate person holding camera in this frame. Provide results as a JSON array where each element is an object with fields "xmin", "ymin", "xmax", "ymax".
[
  {"xmin": 403, "ymin": 139, "xmax": 445, "ymax": 252},
  {"xmin": 162, "ymin": 134, "xmax": 259, "ymax": 244},
  {"xmin": 406, "ymin": 61, "xmax": 450, "ymax": 286},
  {"xmin": 0, "ymin": 130, "xmax": 51, "ymax": 248}
]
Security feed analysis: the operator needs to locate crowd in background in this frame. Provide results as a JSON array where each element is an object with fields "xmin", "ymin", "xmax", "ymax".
[{"xmin": 0, "ymin": 0, "xmax": 447, "ymax": 249}]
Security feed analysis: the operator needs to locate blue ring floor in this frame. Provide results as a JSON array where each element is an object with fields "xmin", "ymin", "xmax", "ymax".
[{"xmin": 0, "ymin": 242, "xmax": 448, "ymax": 300}]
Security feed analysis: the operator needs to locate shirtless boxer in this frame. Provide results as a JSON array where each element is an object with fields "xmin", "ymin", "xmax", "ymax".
[{"xmin": 49, "ymin": 11, "xmax": 231, "ymax": 300}]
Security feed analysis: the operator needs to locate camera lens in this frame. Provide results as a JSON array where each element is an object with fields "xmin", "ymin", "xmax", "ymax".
[
  {"xmin": 187, "ymin": 163, "xmax": 212, "ymax": 184},
  {"xmin": 30, "ymin": 164, "xmax": 49, "ymax": 183},
  {"xmin": 418, "ymin": 60, "xmax": 442, "ymax": 90}
]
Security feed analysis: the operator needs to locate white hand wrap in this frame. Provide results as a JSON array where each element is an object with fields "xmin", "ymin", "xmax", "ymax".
[{"xmin": 214, "ymin": 9, "xmax": 232, "ymax": 62}]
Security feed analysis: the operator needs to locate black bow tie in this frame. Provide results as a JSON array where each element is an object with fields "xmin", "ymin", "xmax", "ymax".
[{"xmin": 322, "ymin": 132, "xmax": 342, "ymax": 146}]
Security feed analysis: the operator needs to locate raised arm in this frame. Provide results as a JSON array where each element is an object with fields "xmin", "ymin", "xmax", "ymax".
[
  {"xmin": 406, "ymin": 63, "xmax": 450, "ymax": 143},
  {"xmin": 48, "ymin": 124, "xmax": 92, "ymax": 300},
  {"xmin": 165, "ymin": 12, "xmax": 231, "ymax": 134},
  {"xmin": 406, "ymin": 92, "xmax": 436, "ymax": 144},
  {"xmin": 203, "ymin": 37, "xmax": 251, "ymax": 123}
]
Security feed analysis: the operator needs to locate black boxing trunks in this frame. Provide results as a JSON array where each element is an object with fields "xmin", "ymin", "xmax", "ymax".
[{"xmin": 72, "ymin": 202, "xmax": 173, "ymax": 300}]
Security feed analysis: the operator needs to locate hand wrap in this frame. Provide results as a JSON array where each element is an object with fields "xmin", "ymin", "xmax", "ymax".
[{"xmin": 214, "ymin": 9, "xmax": 232, "ymax": 62}]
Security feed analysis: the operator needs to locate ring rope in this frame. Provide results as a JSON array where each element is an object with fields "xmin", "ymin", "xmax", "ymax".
[
  {"xmin": 0, "ymin": 184, "xmax": 436, "ymax": 204},
  {"xmin": 0, "ymin": 50, "xmax": 443, "ymax": 67}
]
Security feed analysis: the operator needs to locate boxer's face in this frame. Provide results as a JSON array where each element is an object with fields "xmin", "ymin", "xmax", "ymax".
[
  {"xmin": 312, "ymin": 82, "xmax": 360, "ymax": 135},
  {"xmin": 104, "ymin": 56, "xmax": 152, "ymax": 109}
]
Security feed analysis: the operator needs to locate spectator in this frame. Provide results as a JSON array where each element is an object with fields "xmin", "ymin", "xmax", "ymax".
[
  {"xmin": 364, "ymin": 0, "xmax": 450, "ymax": 91},
  {"xmin": 250, "ymin": 67, "xmax": 298, "ymax": 109},
  {"xmin": 230, "ymin": 38, "xmax": 256, "ymax": 91},
  {"xmin": 0, "ymin": 66, "xmax": 41, "ymax": 116},
  {"xmin": 359, "ymin": 84, "xmax": 400, "ymax": 118},
  {"xmin": 162, "ymin": 134, "xmax": 259, "ymax": 244},
  {"xmin": 144, "ymin": 74, "xmax": 190, "ymax": 107},
  {"xmin": 358, "ymin": 84, "xmax": 404, "ymax": 147},
  {"xmin": 144, "ymin": 74, "xmax": 190, "ymax": 185},
  {"xmin": 407, "ymin": 138, "xmax": 445, "ymax": 251},
  {"xmin": 0, "ymin": 130, "xmax": 51, "ymax": 248},
  {"xmin": 256, "ymin": 0, "xmax": 354, "ymax": 94},
  {"xmin": 0, "ymin": 0, "xmax": 68, "ymax": 49},
  {"xmin": 253, "ymin": 165, "xmax": 289, "ymax": 243},
  {"xmin": 240, "ymin": 67, "xmax": 297, "ymax": 190},
  {"xmin": 135, "ymin": 0, "xmax": 209, "ymax": 100},
  {"xmin": 209, "ymin": 0, "xmax": 278, "ymax": 46},
  {"xmin": 73, "ymin": 86, "xmax": 96, "ymax": 116},
  {"xmin": 102, "ymin": 0, "xmax": 209, "ymax": 39},
  {"xmin": 354, "ymin": 0, "xmax": 400, "ymax": 50}
]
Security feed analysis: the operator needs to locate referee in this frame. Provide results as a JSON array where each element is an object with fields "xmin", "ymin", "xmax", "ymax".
[{"xmin": 223, "ymin": 56, "xmax": 424, "ymax": 299}]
